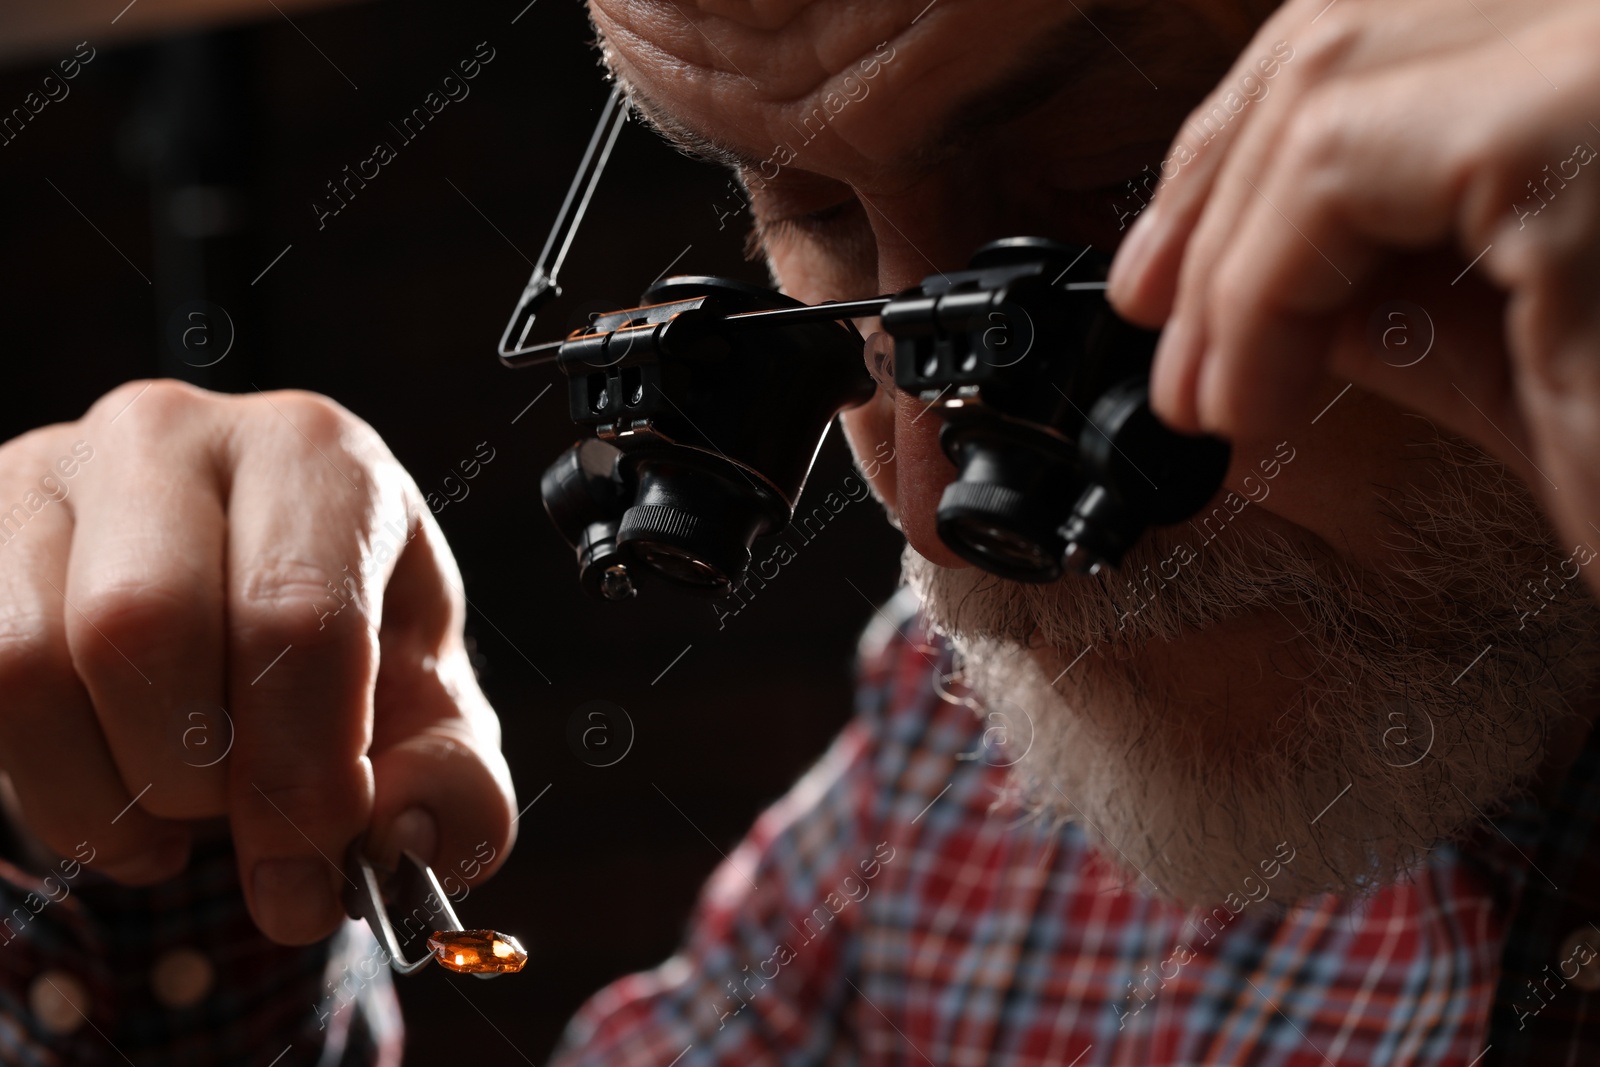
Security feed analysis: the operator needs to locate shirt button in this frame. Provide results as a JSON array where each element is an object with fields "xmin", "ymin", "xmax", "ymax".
[
  {"xmin": 28, "ymin": 971, "xmax": 88, "ymax": 1035},
  {"xmin": 1559, "ymin": 928, "xmax": 1600, "ymax": 992},
  {"xmin": 151, "ymin": 948, "xmax": 214, "ymax": 1009}
]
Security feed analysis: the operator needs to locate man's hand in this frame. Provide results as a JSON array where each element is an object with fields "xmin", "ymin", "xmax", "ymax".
[
  {"xmin": 1108, "ymin": 0, "xmax": 1600, "ymax": 581},
  {"xmin": 0, "ymin": 380, "xmax": 516, "ymax": 944}
]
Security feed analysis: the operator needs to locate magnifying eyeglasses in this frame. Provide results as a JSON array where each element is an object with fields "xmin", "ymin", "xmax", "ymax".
[{"xmin": 497, "ymin": 83, "xmax": 1230, "ymax": 598}]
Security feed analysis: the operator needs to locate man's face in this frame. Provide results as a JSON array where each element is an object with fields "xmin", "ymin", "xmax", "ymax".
[
  {"xmin": 592, "ymin": 0, "xmax": 1600, "ymax": 904},
  {"xmin": 594, "ymin": 0, "xmax": 1284, "ymax": 561}
]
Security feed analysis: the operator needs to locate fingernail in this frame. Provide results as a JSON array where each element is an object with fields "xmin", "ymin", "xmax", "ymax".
[
  {"xmin": 253, "ymin": 858, "xmax": 339, "ymax": 944},
  {"xmin": 1153, "ymin": 313, "xmax": 1197, "ymax": 384},
  {"xmin": 1108, "ymin": 201, "xmax": 1161, "ymax": 301},
  {"xmin": 390, "ymin": 807, "xmax": 437, "ymax": 867},
  {"xmin": 1203, "ymin": 348, "xmax": 1222, "ymax": 435},
  {"xmin": 1151, "ymin": 314, "xmax": 1203, "ymax": 431}
]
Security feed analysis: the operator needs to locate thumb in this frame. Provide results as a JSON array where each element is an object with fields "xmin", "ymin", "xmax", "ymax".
[
  {"xmin": 366, "ymin": 645, "xmax": 516, "ymax": 894},
  {"xmin": 362, "ymin": 511, "xmax": 516, "ymax": 894}
]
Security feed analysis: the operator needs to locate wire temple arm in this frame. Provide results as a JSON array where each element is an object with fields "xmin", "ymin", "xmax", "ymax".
[
  {"xmin": 496, "ymin": 297, "xmax": 892, "ymax": 371},
  {"xmin": 723, "ymin": 296, "xmax": 892, "ymax": 328},
  {"xmin": 499, "ymin": 84, "xmax": 630, "ymax": 366}
]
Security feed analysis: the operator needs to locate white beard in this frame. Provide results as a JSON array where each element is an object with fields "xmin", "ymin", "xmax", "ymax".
[{"xmin": 903, "ymin": 434, "xmax": 1600, "ymax": 906}]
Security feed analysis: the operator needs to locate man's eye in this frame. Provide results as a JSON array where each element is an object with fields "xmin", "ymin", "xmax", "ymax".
[
  {"xmin": 749, "ymin": 194, "xmax": 877, "ymax": 289},
  {"xmin": 760, "ymin": 198, "xmax": 864, "ymax": 240}
]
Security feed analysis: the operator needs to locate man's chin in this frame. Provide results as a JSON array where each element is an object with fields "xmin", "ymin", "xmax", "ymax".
[
  {"xmin": 900, "ymin": 430, "xmax": 1600, "ymax": 907},
  {"xmin": 952, "ymin": 624, "xmax": 1551, "ymax": 910}
]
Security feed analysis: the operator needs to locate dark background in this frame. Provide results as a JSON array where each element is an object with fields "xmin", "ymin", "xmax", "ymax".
[{"xmin": 0, "ymin": 1, "xmax": 905, "ymax": 1061}]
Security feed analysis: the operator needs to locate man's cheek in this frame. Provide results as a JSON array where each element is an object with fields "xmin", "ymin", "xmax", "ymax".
[
  {"xmin": 890, "ymin": 387, "xmax": 966, "ymax": 567},
  {"xmin": 841, "ymin": 401, "xmax": 898, "ymax": 522}
]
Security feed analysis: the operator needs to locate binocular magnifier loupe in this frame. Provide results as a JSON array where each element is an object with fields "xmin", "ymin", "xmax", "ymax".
[{"xmin": 498, "ymin": 87, "xmax": 1231, "ymax": 600}]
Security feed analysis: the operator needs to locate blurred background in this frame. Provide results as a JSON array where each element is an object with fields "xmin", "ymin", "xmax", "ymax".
[{"xmin": 0, "ymin": 0, "xmax": 905, "ymax": 1060}]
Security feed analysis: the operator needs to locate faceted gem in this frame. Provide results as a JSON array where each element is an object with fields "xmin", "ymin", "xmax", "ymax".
[{"xmin": 427, "ymin": 929, "xmax": 528, "ymax": 974}]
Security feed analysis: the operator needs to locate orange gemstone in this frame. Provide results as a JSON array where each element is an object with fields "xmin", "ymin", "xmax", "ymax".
[{"xmin": 427, "ymin": 929, "xmax": 529, "ymax": 974}]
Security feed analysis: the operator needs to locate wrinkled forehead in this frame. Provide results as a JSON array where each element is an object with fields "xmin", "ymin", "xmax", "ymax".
[{"xmin": 587, "ymin": 0, "xmax": 1083, "ymax": 176}]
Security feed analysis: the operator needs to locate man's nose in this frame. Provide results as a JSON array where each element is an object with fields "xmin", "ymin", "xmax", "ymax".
[
  {"xmin": 863, "ymin": 188, "xmax": 1010, "ymax": 570},
  {"xmin": 868, "ymin": 188, "xmax": 1002, "ymax": 295}
]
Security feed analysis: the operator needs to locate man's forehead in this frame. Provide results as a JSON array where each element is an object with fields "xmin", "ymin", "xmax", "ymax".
[
  {"xmin": 591, "ymin": 0, "xmax": 922, "ymax": 104},
  {"xmin": 588, "ymin": 0, "xmax": 1083, "ymax": 177}
]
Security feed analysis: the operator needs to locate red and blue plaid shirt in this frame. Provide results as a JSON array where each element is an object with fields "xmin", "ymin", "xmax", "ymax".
[
  {"xmin": 551, "ymin": 589, "xmax": 1600, "ymax": 1066},
  {"xmin": 0, "ymin": 830, "xmax": 402, "ymax": 1067},
  {"xmin": 4, "ymin": 589, "xmax": 1599, "ymax": 1065}
]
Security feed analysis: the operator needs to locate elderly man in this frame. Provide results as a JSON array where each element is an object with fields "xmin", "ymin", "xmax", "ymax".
[
  {"xmin": 3, "ymin": 0, "xmax": 1599, "ymax": 1064},
  {"xmin": 542, "ymin": 0, "xmax": 1600, "ymax": 1064}
]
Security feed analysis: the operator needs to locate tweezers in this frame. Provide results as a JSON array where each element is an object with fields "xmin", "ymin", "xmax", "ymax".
[{"xmin": 343, "ymin": 845, "xmax": 498, "ymax": 978}]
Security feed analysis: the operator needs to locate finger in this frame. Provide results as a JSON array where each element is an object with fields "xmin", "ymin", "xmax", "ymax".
[
  {"xmin": 225, "ymin": 392, "xmax": 398, "ymax": 945},
  {"xmin": 1189, "ymin": 52, "xmax": 1531, "ymax": 438},
  {"xmin": 1109, "ymin": 0, "xmax": 1498, "ymax": 324},
  {"xmin": 367, "ymin": 653, "xmax": 516, "ymax": 897},
  {"xmin": 0, "ymin": 427, "xmax": 191, "ymax": 884},
  {"xmin": 1143, "ymin": 74, "xmax": 1314, "ymax": 433},
  {"xmin": 1324, "ymin": 253, "xmax": 1513, "ymax": 423},
  {"xmin": 364, "ymin": 517, "xmax": 516, "ymax": 889},
  {"xmin": 1141, "ymin": 24, "xmax": 1423, "ymax": 432},
  {"xmin": 366, "ymin": 518, "xmax": 515, "ymax": 895},
  {"xmin": 67, "ymin": 381, "xmax": 229, "ymax": 819},
  {"xmin": 1107, "ymin": 26, "xmax": 1305, "ymax": 323}
]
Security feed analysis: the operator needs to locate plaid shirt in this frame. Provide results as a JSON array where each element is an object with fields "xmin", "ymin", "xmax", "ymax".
[
  {"xmin": 0, "ymin": 831, "xmax": 402, "ymax": 1067},
  {"xmin": 552, "ymin": 589, "xmax": 1600, "ymax": 1066}
]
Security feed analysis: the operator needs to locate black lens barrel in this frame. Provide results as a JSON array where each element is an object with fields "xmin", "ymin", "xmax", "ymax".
[{"xmin": 535, "ymin": 239, "xmax": 1232, "ymax": 601}]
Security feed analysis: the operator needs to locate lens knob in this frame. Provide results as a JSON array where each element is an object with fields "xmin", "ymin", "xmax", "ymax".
[
  {"xmin": 616, "ymin": 501, "xmax": 753, "ymax": 592},
  {"xmin": 935, "ymin": 434, "xmax": 1078, "ymax": 583},
  {"xmin": 541, "ymin": 441, "xmax": 645, "ymax": 600}
]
